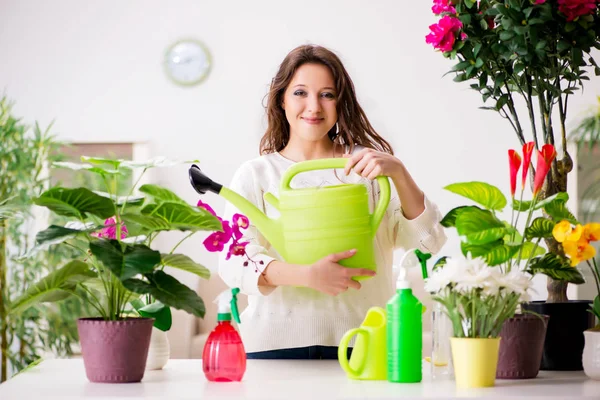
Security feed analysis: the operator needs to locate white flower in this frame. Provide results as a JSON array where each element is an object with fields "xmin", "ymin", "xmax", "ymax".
[{"xmin": 497, "ymin": 269, "xmax": 533, "ymax": 301}]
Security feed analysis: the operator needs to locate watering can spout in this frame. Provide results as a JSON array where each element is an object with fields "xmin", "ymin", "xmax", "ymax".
[{"xmin": 188, "ymin": 165, "xmax": 283, "ymax": 256}]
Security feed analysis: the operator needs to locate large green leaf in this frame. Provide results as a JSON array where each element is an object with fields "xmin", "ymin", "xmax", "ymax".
[
  {"xmin": 444, "ymin": 182, "xmax": 507, "ymax": 211},
  {"xmin": 512, "ymin": 192, "xmax": 569, "ymax": 212},
  {"xmin": 544, "ymin": 201, "xmax": 578, "ymax": 224},
  {"xmin": 461, "ymin": 240, "xmax": 520, "ymax": 266},
  {"xmin": 36, "ymin": 224, "xmax": 101, "ymax": 247},
  {"xmin": 524, "ymin": 217, "xmax": 555, "ymax": 240},
  {"xmin": 527, "ymin": 253, "xmax": 585, "ymax": 284},
  {"xmin": 139, "ymin": 184, "xmax": 188, "ymax": 205},
  {"xmin": 123, "ymin": 270, "xmax": 205, "ymax": 318},
  {"xmin": 141, "ymin": 202, "xmax": 221, "ymax": 232},
  {"xmin": 121, "ymin": 213, "xmax": 171, "ymax": 232},
  {"xmin": 120, "ymin": 156, "xmax": 198, "ymax": 169},
  {"xmin": 34, "ymin": 187, "xmax": 116, "ymax": 219},
  {"xmin": 440, "ymin": 206, "xmax": 481, "ymax": 228},
  {"xmin": 517, "ymin": 241, "xmax": 547, "ymax": 259},
  {"xmin": 131, "ymin": 300, "xmax": 172, "ymax": 331},
  {"xmin": 94, "ymin": 191, "xmax": 145, "ymax": 207},
  {"xmin": 90, "ymin": 239, "xmax": 161, "ymax": 280},
  {"xmin": 161, "ymin": 254, "xmax": 210, "ymax": 279},
  {"xmin": 455, "ymin": 207, "xmax": 506, "ymax": 245},
  {"xmin": 53, "ymin": 161, "xmax": 122, "ymax": 176},
  {"xmin": 79, "ymin": 156, "xmax": 122, "ymax": 169},
  {"xmin": 9, "ymin": 260, "xmax": 95, "ymax": 314}
]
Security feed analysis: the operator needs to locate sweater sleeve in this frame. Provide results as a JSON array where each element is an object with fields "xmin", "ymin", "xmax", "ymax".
[
  {"xmin": 386, "ymin": 190, "xmax": 447, "ymax": 254},
  {"xmin": 217, "ymin": 162, "xmax": 277, "ymax": 297}
]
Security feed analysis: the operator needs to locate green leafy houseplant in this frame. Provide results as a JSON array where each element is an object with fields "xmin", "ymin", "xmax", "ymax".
[
  {"xmin": 440, "ymin": 143, "xmax": 585, "ymax": 285},
  {"xmin": 9, "ymin": 156, "xmax": 221, "ymax": 332},
  {"xmin": 0, "ymin": 96, "xmax": 85, "ymax": 382},
  {"xmin": 426, "ymin": 0, "xmax": 600, "ymax": 302}
]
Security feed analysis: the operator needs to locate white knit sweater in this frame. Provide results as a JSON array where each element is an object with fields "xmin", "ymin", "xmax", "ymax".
[{"xmin": 218, "ymin": 149, "xmax": 447, "ymax": 353}]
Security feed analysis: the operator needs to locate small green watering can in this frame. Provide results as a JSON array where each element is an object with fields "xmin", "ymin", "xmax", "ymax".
[{"xmin": 189, "ymin": 158, "xmax": 390, "ymax": 278}]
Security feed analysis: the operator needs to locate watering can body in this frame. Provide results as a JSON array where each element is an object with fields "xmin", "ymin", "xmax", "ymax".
[
  {"xmin": 189, "ymin": 158, "xmax": 390, "ymax": 278},
  {"xmin": 338, "ymin": 307, "xmax": 388, "ymax": 380}
]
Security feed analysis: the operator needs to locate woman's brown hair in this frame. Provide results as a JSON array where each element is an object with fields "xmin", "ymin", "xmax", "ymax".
[{"xmin": 259, "ymin": 44, "xmax": 394, "ymax": 156}]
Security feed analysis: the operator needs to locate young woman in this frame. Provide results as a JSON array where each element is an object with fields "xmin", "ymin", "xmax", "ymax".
[{"xmin": 218, "ymin": 44, "xmax": 447, "ymax": 359}]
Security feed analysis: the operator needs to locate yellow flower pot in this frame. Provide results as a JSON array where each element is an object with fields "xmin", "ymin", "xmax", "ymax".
[{"xmin": 450, "ymin": 337, "xmax": 501, "ymax": 389}]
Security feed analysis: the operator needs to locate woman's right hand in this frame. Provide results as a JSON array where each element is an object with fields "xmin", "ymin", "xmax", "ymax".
[{"xmin": 305, "ymin": 249, "xmax": 376, "ymax": 296}]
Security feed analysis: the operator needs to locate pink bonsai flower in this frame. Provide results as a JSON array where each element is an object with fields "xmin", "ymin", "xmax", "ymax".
[
  {"xmin": 426, "ymin": 15, "xmax": 463, "ymax": 53},
  {"xmin": 92, "ymin": 217, "xmax": 128, "ymax": 240},
  {"xmin": 558, "ymin": 0, "xmax": 597, "ymax": 21},
  {"xmin": 432, "ymin": 0, "xmax": 456, "ymax": 15}
]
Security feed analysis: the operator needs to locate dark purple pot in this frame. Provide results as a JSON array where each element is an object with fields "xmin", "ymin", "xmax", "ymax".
[
  {"xmin": 496, "ymin": 314, "xmax": 549, "ymax": 379},
  {"xmin": 77, "ymin": 318, "xmax": 154, "ymax": 383}
]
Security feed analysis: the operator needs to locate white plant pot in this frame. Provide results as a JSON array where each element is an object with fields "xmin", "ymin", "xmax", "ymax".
[
  {"xmin": 583, "ymin": 330, "xmax": 600, "ymax": 380},
  {"xmin": 145, "ymin": 327, "xmax": 170, "ymax": 370}
]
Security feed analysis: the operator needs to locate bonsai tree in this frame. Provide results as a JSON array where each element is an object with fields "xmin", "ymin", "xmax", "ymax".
[{"xmin": 426, "ymin": 0, "xmax": 600, "ymax": 301}]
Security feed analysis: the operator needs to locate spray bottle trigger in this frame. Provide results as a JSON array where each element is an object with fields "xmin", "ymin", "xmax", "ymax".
[{"xmin": 231, "ymin": 288, "xmax": 241, "ymax": 324}]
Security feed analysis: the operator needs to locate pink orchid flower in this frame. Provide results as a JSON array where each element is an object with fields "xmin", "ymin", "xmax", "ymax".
[
  {"xmin": 226, "ymin": 241, "xmax": 250, "ymax": 260},
  {"xmin": 197, "ymin": 199, "xmax": 217, "ymax": 216},
  {"xmin": 92, "ymin": 217, "xmax": 128, "ymax": 240}
]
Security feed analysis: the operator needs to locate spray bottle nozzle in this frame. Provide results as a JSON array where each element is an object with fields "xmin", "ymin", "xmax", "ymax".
[
  {"xmin": 414, "ymin": 249, "xmax": 432, "ymax": 280},
  {"xmin": 216, "ymin": 288, "xmax": 241, "ymax": 324}
]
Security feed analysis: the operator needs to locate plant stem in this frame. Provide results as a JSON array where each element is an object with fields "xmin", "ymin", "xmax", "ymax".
[
  {"xmin": 524, "ymin": 71, "xmax": 540, "ymax": 149},
  {"xmin": 169, "ymin": 232, "xmax": 196, "ymax": 255},
  {"xmin": 589, "ymin": 259, "xmax": 600, "ymax": 297},
  {"xmin": 119, "ymin": 168, "xmax": 147, "ymax": 216},
  {"xmin": 0, "ymin": 221, "xmax": 7, "ymax": 383}
]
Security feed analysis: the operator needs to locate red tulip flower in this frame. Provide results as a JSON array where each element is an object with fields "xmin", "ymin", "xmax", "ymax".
[
  {"xmin": 521, "ymin": 142, "xmax": 535, "ymax": 190},
  {"xmin": 508, "ymin": 150, "xmax": 522, "ymax": 197},
  {"xmin": 533, "ymin": 144, "xmax": 557, "ymax": 196}
]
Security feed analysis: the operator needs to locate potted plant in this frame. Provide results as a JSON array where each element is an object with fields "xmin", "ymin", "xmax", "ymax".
[
  {"xmin": 439, "ymin": 142, "xmax": 590, "ymax": 374},
  {"xmin": 8, "ymin": 156, "xmax": 222, "ymax": 383},
  {"xmin": 425, "ymin": 0, "xmax": 600, "ymax": 305},
  {"xmin": 425, "ymin": 255, "xmax": 532, "ymax": 388}
]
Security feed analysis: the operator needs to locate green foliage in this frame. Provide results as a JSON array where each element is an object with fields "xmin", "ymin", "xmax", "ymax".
[
  {"xmin": 441, "ymin": 181, "xmax": 583, "ymax": 283},
  {"xmin": 9, "ymin": 155, "xmax": 216, "ymax": 329}
]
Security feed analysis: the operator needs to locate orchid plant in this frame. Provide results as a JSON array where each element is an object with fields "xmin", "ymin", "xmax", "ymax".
[
  {"xmin": 197, "ymin": 200, "xmax": 264, "ymax": 273},
  {"xmin": 440, "ymin": 142, "xmax": 585, "ymax": 285},
  {"xmin": 9, "ymin": 157, "xmax": 221, "ymax": 331},
  {"xmin": 553, "ymin": 220, "xmax": 600, "ymax": 324},
  {"xmin": 426, "ymin": 0, "xmax": 600, "ymax": 302},
  {"xmin": 425, "ymin": 255, "xmax": 532, "ymax": 338}
]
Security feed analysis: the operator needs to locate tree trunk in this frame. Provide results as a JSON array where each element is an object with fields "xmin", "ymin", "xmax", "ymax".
[
  {"xmin": 542, "ymin": 155, "xmax": 573, "ymax": 304},
  {"xmin": 0, "ymin": 221, "xmax": 7, "ymax": 382}
]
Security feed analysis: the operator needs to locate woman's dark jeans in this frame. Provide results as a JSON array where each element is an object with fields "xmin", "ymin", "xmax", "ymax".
[{"xmin": 246, "ymin": 346, "xmax": 353, "ymax": 360}]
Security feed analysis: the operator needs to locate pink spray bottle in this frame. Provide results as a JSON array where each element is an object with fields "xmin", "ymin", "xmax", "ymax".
[{"xmin": 202, "ymin": 287, "xmax": 246, "ymax": 382}]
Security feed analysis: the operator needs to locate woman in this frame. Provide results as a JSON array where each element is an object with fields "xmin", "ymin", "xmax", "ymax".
[{"xmin": 218, "ymin": 44, "xmax": 446, "ymax": 359}]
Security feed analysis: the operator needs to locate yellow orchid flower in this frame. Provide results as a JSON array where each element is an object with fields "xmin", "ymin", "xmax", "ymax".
[
  {"xmin": 552, "ymin": 220, "xmax": 572, "ymax": 243},
  {"xmin": 583, "ymin": 223, "xmax": 600, "ymax": 242}
]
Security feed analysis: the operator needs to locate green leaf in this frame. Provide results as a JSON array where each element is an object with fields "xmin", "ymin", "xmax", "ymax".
[
  {"xmin": 9, "ymin": 260, "xmax": 95, "ymax": 314},
  {"xmin": 139, "ymin": 184, "xmax": 188, "ymax": 205},
  {"xmin": 453, "ymin": 74, "xmax": 469, "ymax": 83},
  {"xmin": 120, "ymin": 157, "xmax": 199, "ymax": 169},
  {"xmin": 34, "ymin": 187, "xmax": 116, "ymax": 219},
  {"xmin": 461, "ymin": 240, "xmax": 520, "ymax": 266},
  {"xmin": 527, "ymin": 253, "xmax": 585, "ymax": 284},
  {"xmin": 440, "ymin": 206, "xmax": 481, "ymax": 228},
  {"xmin": 161, "ymin": 254, "xmax": 210, "ymax": 279},
  {"xmin": 433, "ymin": 256, "xmax": 448, "ymax": 271},
  {"xmin": 52, "ymin": 161, "xmax": 122, "ymax": 176},
  {"xmin": 544, "ymin": 201, "xmax": 578, "ymax": 224},
  {"xmin": 455, "ymin": 208, "xmax": 506, "ymax": 245},
  {"xmin": 524, "ymin": 217, "xmax": 555, "ymax": 240},
  {"xmin": 500, "ymin": 30, "xmax": 516, "ymax": 41},
  {"xmin": 35, "ymin": 224, "xmax": 100, "ymax": 246},
  {"xmin": 123, "ymin": 271, "xmax": 205, "ymax": 318},
  {"xmin": 444, "ymin": 182, "xmax": 507, "ymax": 211},
  {"xmin": 135, "ymin": 301, "xmax": 172, "ymax": 331},
  {"xmin": 90, "ymin": 239, "xmax": 161, "ymax": 280},
  {"xmin": 94, "ymin": 191, "xmax": 145, "ymax": 207},
  {"xmin": 517, "ymin": 241, "xmax": 546, "ymax": 259},
  {"xmin": 451, "ymin": 61, "xmax": 472, "ymax": 72},
  {"xmin": 80, "ymin": 156, "xmax": 122, "ymax": 169},
  {"xmin": 141, "ymin": 202, "xmax": 222, "ymax": 232},
  {"xmin": 121, "ymin": 212, "xmax": 171, "ymax": 232},
  {"xmin": 513, "ymin": 192, "xmax": 569, "ymax": 212}
]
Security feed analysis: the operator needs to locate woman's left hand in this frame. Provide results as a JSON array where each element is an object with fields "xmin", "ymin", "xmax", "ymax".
[{"xmin": 343, "ymin": 148, "xmax": 403, "ymax": 180}]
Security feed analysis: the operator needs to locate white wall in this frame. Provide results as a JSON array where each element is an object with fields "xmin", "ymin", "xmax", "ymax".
[{"xmin": 1, "ymin": 0, "xmax": 599, "ymax": 300}]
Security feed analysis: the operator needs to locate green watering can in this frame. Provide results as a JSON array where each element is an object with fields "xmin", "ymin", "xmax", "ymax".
[{"xmin": 189, "ymin": 158, "xmax": 390, "ymax": 279}]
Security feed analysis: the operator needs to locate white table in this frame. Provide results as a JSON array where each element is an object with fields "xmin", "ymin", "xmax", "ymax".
[{"xmin": 0, "ymin": 359, "xmax": 599, "ymax": 400}]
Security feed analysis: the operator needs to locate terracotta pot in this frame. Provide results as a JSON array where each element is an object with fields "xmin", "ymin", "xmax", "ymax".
[
  {"xmin": 77, "ymin": 317, "xmax": 154, "ymax": 383},
  {"xmin": 496, "ymin": 314, "xmax": 549, "ymax": 379},
  {"xmin": 522, "ymin": 300, "xmax": 594, "ymax": 371}
]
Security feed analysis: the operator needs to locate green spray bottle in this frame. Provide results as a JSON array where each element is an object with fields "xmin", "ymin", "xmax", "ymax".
[{"xmin": 386, "ymin": 257, "xmax": 423, "ymax": 383}]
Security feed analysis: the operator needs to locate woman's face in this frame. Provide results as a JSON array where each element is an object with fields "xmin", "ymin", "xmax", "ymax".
[{"xmin": 282, "ymin": 63, "xmax": 338, "ymax": 144}]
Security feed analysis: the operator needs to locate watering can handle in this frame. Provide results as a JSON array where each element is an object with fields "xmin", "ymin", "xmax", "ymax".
[
  {"xmin": 338, "ymin": 327, "xmax": 368, "ymax": 379},
  {"xmin": 280, "ymin": 158, "xmax": 390, "ymax": 237}
]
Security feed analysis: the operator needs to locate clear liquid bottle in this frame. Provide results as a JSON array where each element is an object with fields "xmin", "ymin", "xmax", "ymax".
[{"xmin": 430, "ymin": 302, "xmax": 453, "ymax": 380}]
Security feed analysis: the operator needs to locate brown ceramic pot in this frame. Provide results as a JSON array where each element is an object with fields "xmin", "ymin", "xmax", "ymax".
[
  {"xmin": 77, "ymin": 317, "xmax": 154, "ymax": 383},
  {"xmin": 496, "ymin": 313, "xmax": 549, "ymax": 379}
]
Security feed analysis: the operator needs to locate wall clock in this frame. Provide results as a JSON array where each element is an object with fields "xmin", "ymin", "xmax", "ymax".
[{"xmin": 164, "ymin": 39, "xmax": 212, "ymax": 86}]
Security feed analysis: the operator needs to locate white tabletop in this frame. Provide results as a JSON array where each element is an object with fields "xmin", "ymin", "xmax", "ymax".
[{"xmin": 0, "ymin": 359, "xmax": 599, "ymax": 400}]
